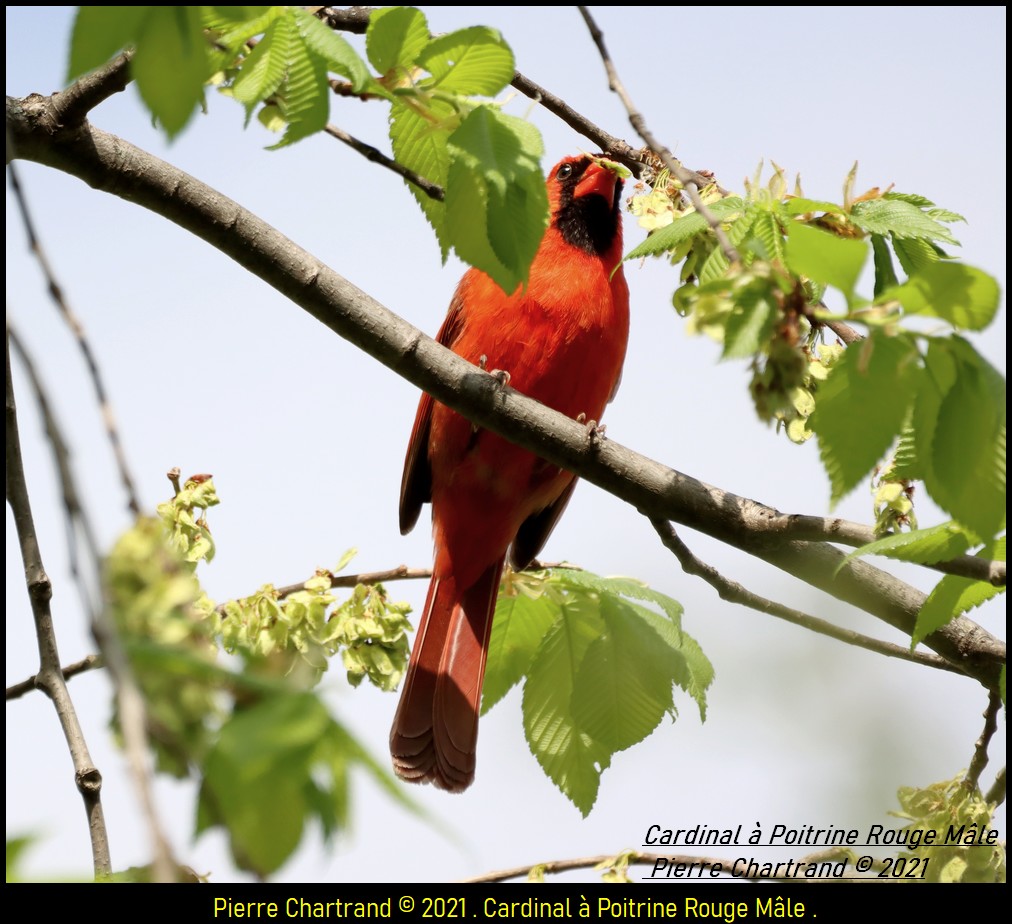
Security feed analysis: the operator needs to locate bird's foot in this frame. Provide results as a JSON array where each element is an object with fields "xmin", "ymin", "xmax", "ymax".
[
  {"xmin": 478, "ymin": 356, "xmax": 511, "ymax": 388},
  {"xmin": 576, "ymin": 413, "xmax": 606, "ymax": 444}
]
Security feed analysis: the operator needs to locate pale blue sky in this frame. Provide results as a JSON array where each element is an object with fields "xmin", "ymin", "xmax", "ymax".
[{"xmin": 6, "ymin": 6, "xmax": 1006, "ymax": 882}]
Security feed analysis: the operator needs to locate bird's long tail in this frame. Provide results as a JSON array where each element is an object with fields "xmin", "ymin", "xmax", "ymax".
[{"xmin": 390, "ymin": 556, "xmax": 505, "ymax": 791}]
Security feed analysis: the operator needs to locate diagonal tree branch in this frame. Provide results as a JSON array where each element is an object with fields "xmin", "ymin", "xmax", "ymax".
[
  {"xmin": 6, "ymin": 93, "xmax": 1004, "ymax": 691},
  {"xmin": 650, "ymin": 519, "xmax": 961, "ymax": 674}
]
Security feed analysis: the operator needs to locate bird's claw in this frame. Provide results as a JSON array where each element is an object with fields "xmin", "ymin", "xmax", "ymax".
[
  {"xmin": 577, "ymin": 414, "xmax": 606, "ymax": 444},
  {"xmin": 490, "ymin": 368, "xmax": 511, "ymax": 388}
]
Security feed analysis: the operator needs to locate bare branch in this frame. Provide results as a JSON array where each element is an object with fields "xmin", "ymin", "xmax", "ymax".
[
  {"xmin": 6, "ymin": 328, "xmax": 111, "ymax": 878},
  {"xmin": 6, "ymin": 154, "xmax": 141, "ymax": 517},
  {"xmin": 467, "ymin": 847, "xmax": 866, "ymax": 882},
  {"xmin": 577, "ymin": 6, "xmax": 739, "ymax": 265},
  {"xmin": 7, "ymin": 323, "xmax": 176, "ymax": 881},
  {"xmin": 651, "ymin": 520, "xmax": 961, "ymax": 675},
  {"xmin": 324, "ymin": 124, "xmax": 443, "ymax": 200},
  {"xmin": 6, "ymin": 653, "xmax": 103, "ymax": 701},
  {"xmin": 965, "ymin": 691, "xmax": 1002, "ymax": 793},
  {"xmin": 7, "ymin": 94, "xmax": 1003, "ymax": 690},
  {"xmin": 985, "ymin": 768, "xmax": 1006, "ymax": 808}
]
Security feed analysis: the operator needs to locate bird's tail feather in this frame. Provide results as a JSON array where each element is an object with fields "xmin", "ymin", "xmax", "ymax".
[{"xmin": 390, "ymin": 557, "xmax": 504, "ymax": 791}]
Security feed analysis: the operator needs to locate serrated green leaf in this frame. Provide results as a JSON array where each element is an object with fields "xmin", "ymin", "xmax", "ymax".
[
  {"xmin": 926, "ymin": 340, "xmax": 1006, "ymax": 539},
  {"xmin": 483, "ymin": 591, "xmax": 558, "ymax": 713},
  {"xmin": 850, "ymin": 198, "xmax": 959, "ymax": 245},
  {"xmin": 926, "ymin": 208, "xmax": 966, "ymax": 225},
  {"xmin": 871, "ymin": 234, "xmax": 899, "ymax": 297},
  {"xmin": 893, "ymin": 235, "xmax": 944, "ymax": 274},
  {"xmin": 624, "ymin": 198, "xmax": 745, "ymax": 261},
  {"xmin": 447, "ymin": 107, "xmax": 546, "ymax": 289},
  {"xmin": 888, "ymin": 262, "xmax": 1001, "ymax": 331},
  {"xmin": 749, "ymin": 210, "xmax": 785, "ymax": 263},
  {"xmin": 230, "ymin": 16, "xmax": 289, "ymax": 111},
  {"xmin": 68, "ymin": 6, "xmax": 147, "ymax": 79},
  {"xmin": 389, "ymin": 97, "xmax": 453, "ymax": 257},
  {"xmin": 913, "ymin": 539, "xmax": 1005, "ymax": 646},
  {"xmin": 571, "ymin": 595, "xmax": 682, "ymax": 752},
  {"xmin": 367, "ymin": 6, "xmax": 430, "ymax": 74},
  {"xmin": 698, "ymin": 242, "xmax": 730, "ymax": 285},
  {"xmin": 417, "ymin": 26, "xmax": 514, "ymax": 96},
  {"xmin": 550, "ymin": 569, "xmax": 683, "ymax": 627},
  {"xmin": 809, "ymin": 332, "xmax": 921, "ymax": 504},
  {"xmin": 785, "ymin": 222, "xmax": 868, "ymax": 301},
  {"xmin": 268, "ymin": 34, "xmax": 329, "ymax": 148},
  {"xmin": 884, "ymin": 191, "xmax": 935, "ymax": 208},
  {"xmin": 841, "ymin": 522, "xmax": 972, "ymax": 570},
  {"xmin": 292, "ymin": 7, "xmax": 374, "ymax": 93},
  {"xmin": 202, "ymin": 7, "xmax": 278, "ymax": 53},
  {"xmin": 132, "ymin": 6, "xmax": 210, "ymax": 138},
  {"xmin": 522, "ymin": 598, "xmax": 610, "ymax": 816}
]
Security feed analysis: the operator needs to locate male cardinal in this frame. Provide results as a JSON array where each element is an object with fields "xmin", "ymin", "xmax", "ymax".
[{"xmin": 391, "ymin": 154, "xmax": 629, "ymax": 791}]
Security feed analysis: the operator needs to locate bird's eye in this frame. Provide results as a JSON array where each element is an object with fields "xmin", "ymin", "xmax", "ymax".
[{"xmin": 557, "ymin": 163, "xmax": 574, "ymax": 179}]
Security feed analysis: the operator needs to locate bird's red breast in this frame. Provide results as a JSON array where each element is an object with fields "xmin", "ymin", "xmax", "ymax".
[{"xmin": 391, "ymin": 154, "xmax": 630, "ymax": 791}]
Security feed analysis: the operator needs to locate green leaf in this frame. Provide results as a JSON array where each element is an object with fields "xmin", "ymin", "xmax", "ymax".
[
  {"xmin": 913, "ymin": 539, "xmax": 1005, "ymax": 646},
  {"xmin": 522, "ymin": 597, "xmax": 611, "ymax": 816},
  {"xmin": 722, "ymin": 284, "xmax": 778, "ymax": 360},
  {"xmin": 230, "ymin": 16, "xmax": 290, "ymax": 112},
  {"xmin": 785, "ymin": 198, "xmax": 844, "ymax": 216},
  {"xmin": 68, "ymin": 6, "xmax": 147, "ymax": 78},
  {"xmin": 268, "ymin": 28, "xmax": 329, "ymax": 148},
  {"xmin": 571, "ymin": 595, "xmax": 683, "ymax": 752},
  {"xmin": 446, "ymin": 107, "xmax": 546, "ymax": 291},
  {"xmin": 367, "ymin": 6, "xmax": 430, "ymax": 75},
  {"xmin": 292, "ymin": 7, "xmax": 373, "ymax": 93},
  {"xmin": 893, "ymin": 236, "xmax": 944, "ymax": 274},
  {"xmin": 808, "ymin": 332, "xmax": 921, "ymax": 504},
  {"xmin": 417, "ymin": 26, "xmax": 515, "ymax": 96},
  {"xmin": 785, "ymin": 222, "xmax": 868, "ymax": 301},
  {"xmin": 132, "ymin": 6, "xmax": 210, "ymax": 138},
  {"xmin": 870, "ymin": 234, "xmax": 899, "ymax": 297},
  {"xmin": 624, "ymin": 198, "xmax": 744, "ymax": 260},
  {"xmin": 841, "ymin": 522, "xmax": 972, "ymax": 569},
  {"xmin": 925, "ymin": 340, "xmax": 1006, "ymax": 539},
  {"xmin": 483, "ymin": 590, "xmax": 557, "ymax": 713},
  {"xmin": 748, "ymin": 210, "xmax": 785, "ymax": 263},
  {"xmin": 389, "ymin": 97, "xmax": 454, "ymax": 257},
  {"xmin": 551, "ymin": 569, "xmax": 683, "ymax": 627},
  {"xmin": 888, "ymin": 262, "xmax": 1001, "ymax": 331},
  {"xmin": 850, "ymin": 198, "xmax": 959, "ymax": 245},
  {"xmin": 199, "ymin": 693, "xmax": 329, "ymax": 875}
]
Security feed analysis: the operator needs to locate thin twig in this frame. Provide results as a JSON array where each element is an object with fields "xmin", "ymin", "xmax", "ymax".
[
  {"xmin": 965, "ymin": 691, "xmax": 1002, "ymax": 792},
  {"xmin": 985, "ymin": 767, "xmax": 1006, "ymax": 807},
  {"xmin": 6, "ymin": 328, "xmax": 111, "ymax": 878},
  {"xmin": 324, "ymin": 124, "xmax": 444, "ymax": 200},
  {"xmin": 7, "ymin": 323, "xmax": 177, "ymax": 882},
  {"xmin": 651, "ymin": 519, "xmax": 961, "ymax": 674},
  {"xmin": 578, "ymin": 6, "xmax": 739, "ymax": 265},
  {"xmin": 467, "ymin": 846, "xmax": 868, "ymax": 883},
  {"xmin": 7, "ymin": 154, "xmax": 141, "ymax": 516},
  {"xmin": 6, "ymin": 654, "xmax": 103, "ymax": 701}
]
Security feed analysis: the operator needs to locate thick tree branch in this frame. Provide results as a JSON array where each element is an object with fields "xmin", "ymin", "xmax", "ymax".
[
  {"xmin": 6, "ymin": 330, "xmax": 111, "ymax": 878},
  {"xmin": 651, "ymin": 520, "xmax": 961, "ymax": 675},
  {"xmin": 6, "ymin": 94, "xmax": 1004, "ymax": 691}
]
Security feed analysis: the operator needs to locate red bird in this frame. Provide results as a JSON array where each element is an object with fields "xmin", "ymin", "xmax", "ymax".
[{"xmin": 391, "ymin": 154, "xmax": 630, "ymax": 791}]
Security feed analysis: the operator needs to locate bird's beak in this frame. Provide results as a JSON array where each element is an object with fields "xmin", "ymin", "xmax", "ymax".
[{"xmin": 575, "ymin": 161, "xmax": 621, "ymax": 205}]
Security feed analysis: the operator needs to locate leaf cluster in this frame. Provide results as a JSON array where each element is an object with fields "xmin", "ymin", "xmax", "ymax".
[{"xmin": 482, "ymin": 568, "xmax": 711, "ymax": 815}]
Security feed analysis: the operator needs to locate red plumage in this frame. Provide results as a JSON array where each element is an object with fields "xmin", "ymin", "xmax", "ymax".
[{"xmin": 391, "ymin": 155, "xmax": 630, "ymax": 791}]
